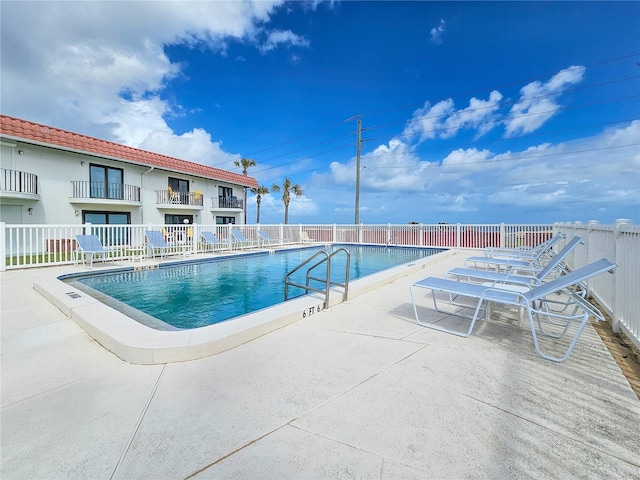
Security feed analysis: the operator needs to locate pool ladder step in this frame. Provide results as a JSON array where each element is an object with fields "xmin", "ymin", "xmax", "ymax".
[{"xmin": 284, "ymin": 248, "xmax": 350, "ymax": 308}]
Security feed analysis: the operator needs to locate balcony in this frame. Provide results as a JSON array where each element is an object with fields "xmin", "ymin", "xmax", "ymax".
[
  {"xmin": 156, "ymin": 190, "xmax": 204, "ymax": 210},
  {"xmin": 211, "ymin": 195, "xmax": 243, "ymax": 210},
  {"xmin": 70, "ymin": 181, "xmax": 141, "ymax": 206},
  {"xmin": 0, "ymin": 168, "xmax": 39, "ymax": 201}
]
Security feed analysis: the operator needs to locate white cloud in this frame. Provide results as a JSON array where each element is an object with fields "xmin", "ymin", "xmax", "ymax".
[
  {"xmin": 442, "ymin": 91, "xmax": 504, "ymax": 138},
  {"xmin": 0, "ymin": 0, "xmax": 292, "ymax": 168},
  {"xmin": 504, "ymin": 66, "xmax": 586, "ymax": 136},
  {"xmin": 430, "ymin": 19, "xmax": 446, "ymax": 44},
  {"xmin": 403, "ymin": 99, "xmax": 454, "ymax": 143},
  {"xmin": 260, "ymin": 30, "xmax": 310, "ymax": 53}
]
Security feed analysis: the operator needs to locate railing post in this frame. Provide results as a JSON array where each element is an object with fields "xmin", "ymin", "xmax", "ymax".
[
  {"xmin": 0, "ymin": 222, "xmax": 6, "ymax": 272},
  {"xmin": 500, "ymin": 223, "xmax": 505, "ymax": 249},
  {"xmin": 612, "ymin": 218, "xmax": 631, "ymax": 333},
  {"xmin": 456, "ymin": 223, "xmax": 461, "ymax": 248},
  {"xmin": 84, "ymin": 222, "xmax": 92, "ymax": 235},
  {"xmin": 584, "ymin": 220, "xmax": 599, "ymax": 295},
  {"xmin": 333, "ymin": 224, "xmax": 337, "ymax": 243}
]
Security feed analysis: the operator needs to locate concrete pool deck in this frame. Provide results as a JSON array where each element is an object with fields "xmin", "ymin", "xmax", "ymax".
[{"xmin": 2, "ymin": 249, "xmax": 639, "ymax": 479}]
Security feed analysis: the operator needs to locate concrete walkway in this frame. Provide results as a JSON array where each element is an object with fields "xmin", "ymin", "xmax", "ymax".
[{"xmin": 2, "ymin": 251, "xmax": 639, "ymax": 479}]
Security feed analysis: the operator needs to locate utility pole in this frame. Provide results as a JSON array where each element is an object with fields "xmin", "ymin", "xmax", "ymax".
[{"xmin": 355, "ymin": 116, "xmax": 362, "ymax": 224}]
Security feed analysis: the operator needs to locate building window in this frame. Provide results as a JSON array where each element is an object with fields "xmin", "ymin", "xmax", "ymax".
[
  {"xmin": 168, "ymin": 177, "xmax": 189, "ymax": 194},
  {"xmin": 215, "ymin": 216, "xmax": 236, "ymax": 225},
  {"xmin": 164, "ymin": 214, "xmax": 193, "ymax": 225},
  {"xmin": 218, "ymin": 186, "xmax": 238, "ymax": 208},
  {"xmin": 82, "ymin": 211, "xmax": 130, "ymax": 244},
  {"xmin": 90, "ymin": 164, "xmax": 123, "ymax": 199}
]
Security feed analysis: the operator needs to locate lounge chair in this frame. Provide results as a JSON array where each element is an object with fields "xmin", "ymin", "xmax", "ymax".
[
  {"xmin": 464, "ymin": 237, "xmax": 560, "ymax": 273},
  {"xmin": 448, "ymin": 236, "xmax": 583, "ymax": 287},
  {"xmin": 74, "ymin": 234, "xmax": 117, "ymax": 267},
  {"xmin": 145, "ymin": 230, "xmax": 175, "ymax": 259},
  {"xmin": 299, "ymin": 231, "xmax": 318, "ymax": 243},
  {"xmin": 258, "ymin": 230, "xmax": 287, "ymax": 247},
  {"xmin": 201, "ymin": 231, "xmax": 232, "ymax": 251},
  {"xmin": 483, "ymin": 233, "xmax": 565, "ymax": 259},
  {"xmin": 231, "ymin": 228, "xmax": 257, "ymax": 249},
  {"xmin": 409, "ymin": 258, "xmax": 617, "ymax": 362}
]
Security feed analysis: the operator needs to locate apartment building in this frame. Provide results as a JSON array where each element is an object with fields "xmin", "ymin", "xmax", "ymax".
[{"xmin": 0, "ymin": 114, "xmax": 258, "ymax": 227}]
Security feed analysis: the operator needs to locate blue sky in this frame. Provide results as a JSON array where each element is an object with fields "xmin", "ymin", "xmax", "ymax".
[{"xmin": 2, "ymin": 1, "xmax": 639, "ymax": 225}]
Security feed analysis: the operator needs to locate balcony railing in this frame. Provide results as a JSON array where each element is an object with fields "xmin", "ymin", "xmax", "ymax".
[
  {"xmin": 1, "ymin": 168, "xmax": 38, "ymax": 195},
  {"xmin": 155, "ymin": 190, "xmax": 204, "ymax": 207},
  {"xmin": 71, "ymin": 181, "xmax": 140, "ymax": 201},
  {"xmin": 212, "ymin": 196, "xmax": 243, "ymax": 209}
]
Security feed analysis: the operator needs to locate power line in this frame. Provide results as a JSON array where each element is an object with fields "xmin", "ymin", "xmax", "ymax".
[
  {"xmin": 228, "ymin": 53, "xmax": 639, "ymax": 181},
  {"xmin": 255, "ymin": 142, "xmax": 639, "ymax": 185},
  {"xmin": 249, "ymin": 73, "xmax": 637, "ymax": 170},
  {"xmin": 358, "ymin": 52, "xmax": 640, "ymax": 120}
]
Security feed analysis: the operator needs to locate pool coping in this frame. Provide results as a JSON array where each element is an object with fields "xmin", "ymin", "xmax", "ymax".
[{"xmin": 33, "ymin": 247, "xmax": 456, "ymax": 364}]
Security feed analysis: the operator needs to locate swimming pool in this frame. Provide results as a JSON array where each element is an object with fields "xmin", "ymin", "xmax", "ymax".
[{"xmin": 66, "ymin": 245, "xmax": 442, "ymax": 330}]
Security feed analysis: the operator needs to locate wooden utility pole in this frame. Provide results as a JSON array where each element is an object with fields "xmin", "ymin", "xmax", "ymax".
[{"xmin": 355, "ymin": 116, "xmax": 362, "ymax": 224}]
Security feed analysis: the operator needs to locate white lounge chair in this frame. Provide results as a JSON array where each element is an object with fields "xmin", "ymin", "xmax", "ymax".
[
  {"xmin": 409, "ymin": 258, "xmax": 617, "ymax": 362},
  {"xmin": 201, "ymin": 231, "xmax": 232, "ymax": 252},
  {"xmin": 448, "ymin": 236, "xmax": 583, "ymax": 287},
  {"xmin": 258, "ymin": 230, "xmax": 287, "ymax": 247},
  {"xmin": 299, "ymin": 231, "xmax": 318, "ymax": 243},
  {"xmin": 464, "ymin": 238, "xmax": 559, "ymax": 273},
  {"xmin": 483, "ymin": 233, "xmax": 565, "ymax": 260},
  {"xmin": 74, "ymin": 234, "xmax": 117, "ymax": 267},
  {"xmin": 231, "ymin": 228, "xmax": 257, "ymax": 249},
  {"xmin": 145, "ymin": 230, "xmax": 175, "ymax": 259}
]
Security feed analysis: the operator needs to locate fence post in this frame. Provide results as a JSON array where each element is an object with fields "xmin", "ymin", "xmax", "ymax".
[
  {"xmin": 84, "ymin": 222, "xmax": 92, "ymax": 235},
  {"xmin": 456, "ymin": 223, "xmax": 461, "ymax": 248},
  {"xmin": 499, "ymin": 223, "xmax": 505, "ymax": 248},
  {"xmin": 0, "ymin": 222, "xmax": 6, "ymax": 272},
  {"xmin": 612, "ymin": 219, "xmax": 631, "ymax": 333},
  {"xmin": 584, "ymin": 220, "xmax": 600, "ymax": 294}
]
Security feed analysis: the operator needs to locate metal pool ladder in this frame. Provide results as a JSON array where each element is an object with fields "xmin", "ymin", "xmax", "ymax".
[{"xmin": 284, "ymin": 248, "xmax": 350, "ymax": 308}]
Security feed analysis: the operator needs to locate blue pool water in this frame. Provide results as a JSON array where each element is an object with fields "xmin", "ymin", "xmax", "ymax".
[{"xmin": 69, "ymin": 245, "xmax": 442, "ymax": 330}]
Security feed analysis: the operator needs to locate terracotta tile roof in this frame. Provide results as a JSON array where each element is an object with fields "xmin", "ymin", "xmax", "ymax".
[{"xmin": 0, "ymin": 114, "xmax": 258, "ymax": 188}]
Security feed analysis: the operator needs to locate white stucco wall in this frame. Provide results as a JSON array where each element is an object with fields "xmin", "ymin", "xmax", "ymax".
[{"xmin": 0, "ymin": 140, "xmax": 245, "ymax": 226}]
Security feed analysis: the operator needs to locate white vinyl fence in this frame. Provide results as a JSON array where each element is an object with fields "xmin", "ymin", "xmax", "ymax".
[
  {"xmin": 2, "ymin": 221, "xmax": 638, "ymax": 349},
  {"xmin": 555, "ymin": 220, "xmax": 639, "ymax": 349}
]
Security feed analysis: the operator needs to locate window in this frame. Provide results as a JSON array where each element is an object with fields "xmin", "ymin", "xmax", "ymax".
[
  {"xmin": 90, "ymin": 164, "xmax": 123, "ymax": 199},
  {"xmin": 164, "ymin": 214, "xmax": 193, "ymax": 225},
  {"xmin": 168, "ymin": 177, "xmax": 189, "ymax": 194},
  {"xmin": 215, "ymin": 216, "xmax": 236, "ymax": 225},
  {"xmin": 82, "ymin": 211, "xmax": 130, "ymax": 244},
  {"xmin": 218, "ymin": 186, "xmax": 236, "ymax": 208}
]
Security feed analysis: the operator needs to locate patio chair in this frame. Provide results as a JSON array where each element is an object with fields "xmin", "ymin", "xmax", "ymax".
[
  {"xmin": 448, "ymin": 236, "xmax": 583, "ymax": 287},
  {"xmin": 258, "ymin": 230, "xmax": 287, "ymax": 247},
  {"xmin": 145, "ymin": 230, "xmax": 175, "ymax": 259},
  {"xmin": 231, "ymin": 228, "xmax": 257, "ymax": 249},
  {"xmin": 201, "ymin": 231, "xmax": 232, "ymax": 252},
  {"xmin": 464, "ymin": 236, "xmax": 561, "ymax": 273},
  {"xmin": 299, "ymin": 231, "xmax": 318, "ymax": 243},
  {"xmin": 448, "ymin": 237, "xmax": 605, "ymax": 322},
  {"xmin": 74, "ymin": 234, "xmax": 117, "ymax": 267},
  {"xmin": 409, "ymin": 258, "xmax": 617, "ymax": 362},
  {"xmin": 483, "ymin": 233, "xmax": 565, "ymax": 260}
]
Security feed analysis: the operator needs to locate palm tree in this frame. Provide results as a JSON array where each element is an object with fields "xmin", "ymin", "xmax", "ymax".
[
  {"xmin": 251, "ymin": 185, "xmax": 270, "ymax": 224},
  {"xmin": 271, "ymin": 177, "xmax": 303, "ymax": 224},
  {"xmin": 233, "ymin": 157, "xmax": 256, "ymax": 224}
]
